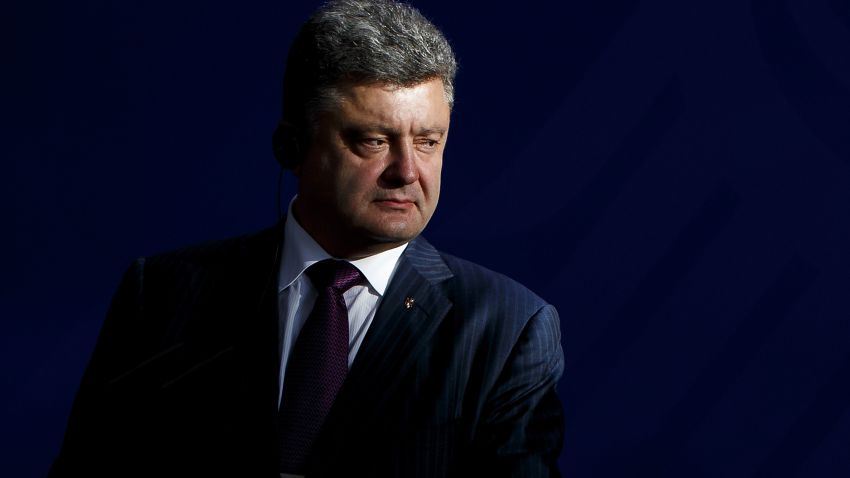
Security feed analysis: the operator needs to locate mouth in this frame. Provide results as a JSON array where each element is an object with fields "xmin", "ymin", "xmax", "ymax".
[{"xmin": 373, "ymin": 198, "xmax": 416, "ymax": 209}]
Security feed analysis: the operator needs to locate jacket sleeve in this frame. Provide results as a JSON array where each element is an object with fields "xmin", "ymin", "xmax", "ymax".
[{"xmin": 473, "ymin": 304, "xmax": 566, "ymax": 477}]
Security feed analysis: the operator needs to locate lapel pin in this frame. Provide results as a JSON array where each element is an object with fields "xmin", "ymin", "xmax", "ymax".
[{"xmin": 404, "ymin": 296, "xmax": 415, "ymax": 309}]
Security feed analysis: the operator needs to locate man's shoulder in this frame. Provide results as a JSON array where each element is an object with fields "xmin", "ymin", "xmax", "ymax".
[
  {"xmin": 412, "ymin": 237, "xmax": 551, "ymax": 317},
  {"xmin": 139, "ymin": 223, "xmax": 281, "ymax": 270},
  {"xmin": 413, "ymin": 238, "xmax": 562, "ymax": 362},
  {"xmin": 115, "ymin": 225, "xmax": 283, "ymax": 302}
]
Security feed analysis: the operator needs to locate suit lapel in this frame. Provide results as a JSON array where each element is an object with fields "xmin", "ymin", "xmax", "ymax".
[
  {"xmin": 228, "ymin": 221, "xmax": 285, "ymax": 467},
  {"xmin": 323, "ymin": 236, "xmax": 454, "ymax": 423},
  {"xmin": 232, "ymin": 220, "xmax": 284, "ymax": 406},
  {"xmin": 135, "ymin": 222, "xmax": 284, "ymax": 396}
]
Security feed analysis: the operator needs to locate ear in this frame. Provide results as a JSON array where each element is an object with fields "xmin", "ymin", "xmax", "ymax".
[{"xmin": 272, "ymin": 121, "xmax": 302, "ymax": 171}]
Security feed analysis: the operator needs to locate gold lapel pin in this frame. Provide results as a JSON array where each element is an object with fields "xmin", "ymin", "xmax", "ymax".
[{"xmin": 404, "ymin": 296, "xmax": 415, "ymax": 309}]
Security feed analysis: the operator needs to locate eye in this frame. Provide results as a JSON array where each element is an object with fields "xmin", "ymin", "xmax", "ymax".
[
  {"xmin": 361, "ymin": 138, "xmax": 388, "ymax": 149},
  {"xmin": 416, "ymin": 138, "xmax": 440, "ymax": 152}
]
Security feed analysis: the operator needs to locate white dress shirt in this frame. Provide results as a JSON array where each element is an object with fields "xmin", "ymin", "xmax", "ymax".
[{"xmin": 276, "ymin": 198, "xmax": 408, "ymax": 406}]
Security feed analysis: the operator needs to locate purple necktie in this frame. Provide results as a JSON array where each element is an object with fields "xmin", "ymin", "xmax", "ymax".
[{"xmin": 278, "ymin": 259, "xmax": 364, "ymax": 474}]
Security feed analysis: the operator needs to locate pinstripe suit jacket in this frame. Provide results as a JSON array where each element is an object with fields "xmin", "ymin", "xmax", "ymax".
[{"xmin": 50, "ymin": 222, "xmax": 564, "ymax": 477}]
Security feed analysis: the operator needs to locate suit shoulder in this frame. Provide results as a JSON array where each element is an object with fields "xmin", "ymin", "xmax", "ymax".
[
  {"xmin": 427, "ymin": 248, "xmax": 562, "ymax": 378},
  {"xmin": 140, "ymin": 224, "xmax": 280, "ymax": 271},
  {"xmin": 436, "ymin": 250, "xmax": 550, "ymax": 317}
]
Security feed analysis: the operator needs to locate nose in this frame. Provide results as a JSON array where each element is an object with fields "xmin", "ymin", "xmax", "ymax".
[{"xmin": 380, "ymin": 143, "xmax": 418, "ymax": 187}]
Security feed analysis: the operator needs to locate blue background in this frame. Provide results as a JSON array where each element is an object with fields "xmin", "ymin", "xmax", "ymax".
[{"xmin": 5, "ymin": 0, "xmax": 850, "ymax": 476}]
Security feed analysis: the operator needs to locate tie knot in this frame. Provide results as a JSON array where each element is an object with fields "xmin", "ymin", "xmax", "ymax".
[{"xmin": 306, "ymin": 260, "xmax": 364, "ymax": 292}]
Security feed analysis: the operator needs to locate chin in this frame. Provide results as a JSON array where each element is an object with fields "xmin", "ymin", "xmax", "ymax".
[
  {"xmin": 371, "ymin": 231, "xmax": 418, "ymax": 244},
  {"xmin": 357, "ymin": 214, "xmax": 418, "ymax": 235},
  {"xmin": 363, "ymin": 223, "xmax": 421, "ymax": 244}
]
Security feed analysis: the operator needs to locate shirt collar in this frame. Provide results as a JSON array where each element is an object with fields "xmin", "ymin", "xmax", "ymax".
[{"xmin": 278, "ymin": 196, "xmax": 408, "ymax": 296}]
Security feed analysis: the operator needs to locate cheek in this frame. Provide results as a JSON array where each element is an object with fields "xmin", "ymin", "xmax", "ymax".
[
  {"xmin": 422, "ymin": 160, "xmax": 443, "ymax": 197},
  {"xmin": 335, "ymin": 164, "xmax": 378, "ymax": 204}
]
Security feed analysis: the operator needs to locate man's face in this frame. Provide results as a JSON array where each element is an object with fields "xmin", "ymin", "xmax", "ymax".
[{"xmin": 293, "ymin": 79, "xmax": 451, "ymax": 258}]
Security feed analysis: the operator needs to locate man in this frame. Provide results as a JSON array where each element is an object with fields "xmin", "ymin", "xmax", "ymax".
[{"xmin": 50, "ymin": 1, "xmax": 564, "ymax": 476}]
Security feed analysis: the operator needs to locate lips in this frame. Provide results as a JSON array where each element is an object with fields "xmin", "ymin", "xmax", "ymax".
[
  {"xmin": 375, "ymin": 198, "xmax": 414, "ymax": 203},
  {"xmin": 374, "ymin": 198, "xmax": 415, "ymax": 208}
]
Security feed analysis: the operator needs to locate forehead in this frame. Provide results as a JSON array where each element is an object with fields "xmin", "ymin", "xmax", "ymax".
[{"xmin": 330, "ymin": 79, "xmax": 451, "ymax": 130}]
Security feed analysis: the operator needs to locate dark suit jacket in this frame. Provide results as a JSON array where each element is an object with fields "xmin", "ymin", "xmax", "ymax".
[{"xmin": 50, "ymin": 223, "xmax": 564, "ymax": 477}]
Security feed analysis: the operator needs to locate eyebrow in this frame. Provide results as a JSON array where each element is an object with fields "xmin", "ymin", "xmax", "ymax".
[
  {"xmin": 416, "ymin": 127, "xmax": 448, "ymax": 136},
  {"xmin": 343, "ymin": 124, "xmax": 447, "ymax": 137}
]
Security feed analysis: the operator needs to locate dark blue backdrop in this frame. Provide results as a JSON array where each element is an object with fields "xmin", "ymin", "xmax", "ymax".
[{"xmin": 6, "ymin": 0, "xmax": 850, "ymax": 476}]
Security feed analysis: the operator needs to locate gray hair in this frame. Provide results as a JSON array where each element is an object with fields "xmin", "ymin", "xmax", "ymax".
[{"xmin": 282, "ymin": 0, "xmax": 458, "ymax": 130}]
